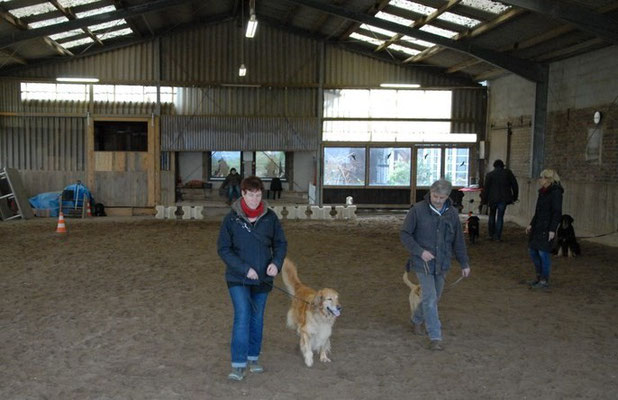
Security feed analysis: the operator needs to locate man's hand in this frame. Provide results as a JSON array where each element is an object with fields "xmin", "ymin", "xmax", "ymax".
[
  {"xmin": 247, "ymin": 268, "xmax": 258, "ymax": 280},
  {"xmin": 421, "ymin": 250, "xmax": 435, "ymax": 262},
  {"xmin": 266, "ymin": 263, "xmax": 278, "ymax": 277},
  {"xmin": 525, "ymin": 225, "xmax": 532, "ymax": 235},
  {"xmin": 461, "ymin": 267, "xmax": 470, "ymax": 278},
  {"xmin": 548, "ymin": 231, "xmax": 555, "ymax": 241}
]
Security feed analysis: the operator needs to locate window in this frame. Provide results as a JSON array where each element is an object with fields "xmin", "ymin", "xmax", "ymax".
[
  {"xmin": 21, "ymin": 82, "xmax": 89, "ymax": 101},
  {"xmin": 324, "ymin": 147, "xmax": 366, "ymax": 186},
  {"xmin": 94, "ymin": 121, "xmax": 148, "ymax": 151},
  {"xmin": 255, "ymin": 151, "xmax": 285, "ymax": 178},
  {"xmin": 445, "ymin": 148, "xmax": 470, "ymax": 187},
  {"xmin": 416, "ymin": 148, "xmax": 441, "ymax": 186},
  {"xmin": 211, "ymin": 151, "xmax": 241, "ymax": 178},
  {"xmin": 369, "ymin": 148, "xmax": 411, "ymax": 186},
  {"xmin": 93, "ymin": 85, "xmax": 175, "ymax": 103}
]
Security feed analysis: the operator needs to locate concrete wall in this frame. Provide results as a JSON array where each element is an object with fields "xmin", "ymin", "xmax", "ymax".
[{"xmin": 487, "ymin": 45, "xmax": 618, "ymax": 235}]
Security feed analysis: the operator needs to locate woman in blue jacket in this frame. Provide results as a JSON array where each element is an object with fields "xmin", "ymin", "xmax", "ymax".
[{"xmin": 217, "ymin": 176, "xmax": 287, "ymax": 381}]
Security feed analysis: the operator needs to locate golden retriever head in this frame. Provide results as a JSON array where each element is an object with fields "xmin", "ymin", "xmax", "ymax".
[{"xmin": 313, "ymin": 288, "xmax": 341, "ymax": 318}]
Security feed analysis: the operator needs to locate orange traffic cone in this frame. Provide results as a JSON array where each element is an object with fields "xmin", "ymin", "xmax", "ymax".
[
  {"xmin": 56, "ymin": 211, "xmax": 67, "ymax": 234},
  {"xmin": 86, "ymin": 200, "xmax": 92, "ymax": 217}
]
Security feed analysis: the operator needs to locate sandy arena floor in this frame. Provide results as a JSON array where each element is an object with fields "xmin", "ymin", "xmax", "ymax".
[{"xmin": 1, "ymin": 214, "xmax": 617, "ymax": 399}]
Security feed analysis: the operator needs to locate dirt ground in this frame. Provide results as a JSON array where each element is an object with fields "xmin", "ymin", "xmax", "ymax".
[{"xmin": 1, "ymin": 214, "xmax": 617, "ymax": 400}]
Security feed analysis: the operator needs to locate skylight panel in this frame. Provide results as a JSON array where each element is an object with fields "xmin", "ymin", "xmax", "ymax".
[
  {"xmin": 49, "ymin": 29, "xmax": 83, "ymax": 41},
  {"xmin": 58, "ymin": 0, "xmax": 101, "ymax": 7},
  {"xmin": 388, "ymin": 44, "xmax": 420, "ymax": 56},
  {"xmin": 349, "ymin": 32, "xmax": 383, "ymax": 47},
  {"xmin": 62, "ymin": 37, "xmax": 94, "ymax": 48},
  {"xmin": 439, "ymin": 12, "xmax": 480, "ymax": 28},
  {"xmin": 76, "ymin": 5, "xmax": 115, "ymax": 18},
  {"xmin": 89, "ymin": 19, "xmax": 125, "ymax": 32},
  {"xmin": 376, "ymin": 11, "xmax": 413, "ymax": 27},
  {"xmin": 400, "ymin": 36, "xmax": 434, "ymax": 48},
  {"xmin": 9, "ymin": 3, "xmax": 56, "ymax": 18},
  {"xmin": 28, "ymin": 16, "xmax": 69, "ymax": 29},
  {"xmin": 420, "ymin": 25, "xmax": 457, "ymax": 38},
  {"xmin": 360, "ymin": 24, "xmax": 396, "ymax": 37},
  {"xmin": 390, "ymin": 0, "xmax": 435, "ymax": 16},
  {"xmin": 460, "ymin": 0, "xmax": 511, "ymax": 14},
  {"xmin": 97, "ymin": 28, "xmax": 132, "ymax": 41}
]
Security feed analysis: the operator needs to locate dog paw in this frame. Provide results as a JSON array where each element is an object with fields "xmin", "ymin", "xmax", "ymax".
[
  {"xmin": 304, "ymin": 356, "xmax": 314, "ymax": 367},
  {"xmin": 320, "ymin": 354, "xmax": 331, "ymax": 363}
]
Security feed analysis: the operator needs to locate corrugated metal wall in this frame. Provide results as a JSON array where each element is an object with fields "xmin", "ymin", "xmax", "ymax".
[
  {"xmin": 451, "ymin": 88, "xmax": 487, "ymax": 135},
  {"xmin": 161, "ymin": 116, "xmax": 319, "ymax": 151},
  {"xmin": 0, "ymin": 116, "xmax": 86, "ymax": 170}
]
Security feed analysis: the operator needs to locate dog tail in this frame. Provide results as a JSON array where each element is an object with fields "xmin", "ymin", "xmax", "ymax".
[
  {"xmin": 403, "ymin": 272, "xmax": 417, "ymax": 290},
  {"xmin": 282, "ymin": 258, "xmax": 302, "ymax": 296}
]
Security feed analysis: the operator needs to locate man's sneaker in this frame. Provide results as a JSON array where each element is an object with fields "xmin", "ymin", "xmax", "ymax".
[
  {"xmin": 428, "ymin": 340, "xmax": 444, "ymax": 351},
  {"xmin": 531, "ymin": 280, "xmax": 549, "ymax": 289},
  {"xmin": 248, "ymin": 360, "xmax": 264, "ymax": 373},
  {"xmin": 413, "ymin": 323, "xmax": 425, "ymax": 336},
  {"xmin": 227, "ymin": 367, "xmax": 246, "ymax": 381}
]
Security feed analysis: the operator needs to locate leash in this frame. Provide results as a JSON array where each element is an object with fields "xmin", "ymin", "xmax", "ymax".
[
  {"xmin": 264, "ymin": 280, "xmax": 313, "ymax": 306},
  {"xmin": 422, "ymin": 260, "xmax": 466, "ymax": 291}
]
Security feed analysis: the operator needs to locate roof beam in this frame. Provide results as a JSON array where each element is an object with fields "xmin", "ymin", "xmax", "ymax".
[
  {"xmin": 499, "ymin": 0, "xmax": 618, "ymax": 43},
  {"xmin": 0, "ymin": 0, "xmax": 195, "ymax": 50},
  {"xmin": 281, "ymin": 0, "xmax": 545, "ymax": 82}
]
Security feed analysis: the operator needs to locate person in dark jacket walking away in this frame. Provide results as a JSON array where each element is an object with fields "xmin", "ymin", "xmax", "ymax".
[
  {"xmin": 526, "ymin": 169, "xmax": 563, "ymax": 289},
  {"xmin": 400, "ymin": 179, "xmax": 471, "ymax": 351},
  {"xmin": 217, "ymin": 176, "xmax": 287, "ymax": 381},
  {"xmin": 482, "ymin": 159, "xmax": 518, "ymax": 241}
]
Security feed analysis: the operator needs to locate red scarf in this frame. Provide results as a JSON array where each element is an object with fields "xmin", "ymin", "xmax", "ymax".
[
  {"xmin": 240, "ymin": 198, "xmax": 264, "ymax": 219},
  {"xmin": 539, "ymin": 185, "xmax": 550, "ymax": 194}
]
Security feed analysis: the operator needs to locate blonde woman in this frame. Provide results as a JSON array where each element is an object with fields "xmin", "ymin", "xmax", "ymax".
[{"xmin": 525, "ymin": 169, "xmax": 563, "ymax": 289}]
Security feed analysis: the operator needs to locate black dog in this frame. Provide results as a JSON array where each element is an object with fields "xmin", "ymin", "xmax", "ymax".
[
  {"xmin": 467, "ymin": 216, "xmax": 480, "ymax": 244},
  {"xmin": 94, "ymin": 203, "xmax": 107, "ymax": 217},
  {"xmin": 554, "ymin": 214, "xmax": 580, "ymax": 257}
]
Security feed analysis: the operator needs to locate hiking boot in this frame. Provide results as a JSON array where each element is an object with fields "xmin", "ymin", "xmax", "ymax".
[
  {"xmin": 428, "ymin": 340, "xmax": 444, "ymax": 351},
  {"xmin": 531, "ymin": 280, "xmax": 549, "ymax": 289},
  {"xmin": 413, "ymin": 323, "xmax": 425, "ymax": 336},
  {"xmin": 227, "ymin": 367, "xmax": 246, "ymax": 381},
  {"xmin": 248, "ymin": 360, "xmax": 264, "ymax": 373}
]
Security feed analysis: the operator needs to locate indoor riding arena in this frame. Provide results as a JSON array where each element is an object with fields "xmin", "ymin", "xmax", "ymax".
[{"xmin": 1, "ymin": 1, "xmax": 617, "ymax": 399}]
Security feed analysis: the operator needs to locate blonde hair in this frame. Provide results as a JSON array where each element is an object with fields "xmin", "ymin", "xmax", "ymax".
[{"xmin": 540, "ymin": 169, "xmax": 560, "ymax": 184}]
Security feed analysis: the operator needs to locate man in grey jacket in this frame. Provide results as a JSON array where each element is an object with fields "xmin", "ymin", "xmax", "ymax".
[{"xmin": 400, "ymin": 179, "xmax": 471, "ymax": 351}]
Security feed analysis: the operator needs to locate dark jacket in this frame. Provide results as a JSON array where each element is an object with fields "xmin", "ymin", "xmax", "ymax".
[
  {"xmin": 483, "ymin": 167, "xmax": 519, "ymax": 206},
  {"xmin": 529, "ymin": 183, "xmax": 563, "ymax": 252},
  {"xmin": 222, "ymin": 172, "xmax": 242, "ymax": 189},
  {"xmin": 400, "ymin": 195, "xmax": 469, "ymax": 275},
  {"xmin": 217, "ymin": 199, "xmax": 287, "ymax": 288}
]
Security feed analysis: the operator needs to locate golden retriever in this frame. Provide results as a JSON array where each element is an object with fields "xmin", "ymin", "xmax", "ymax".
[
  {"xmin": 403, "ymin": 272, "xmax": 422, "ymax": 317},
  {"xmin": 282, "ymin": 258, "xmax": 341, "ymax": 367}
]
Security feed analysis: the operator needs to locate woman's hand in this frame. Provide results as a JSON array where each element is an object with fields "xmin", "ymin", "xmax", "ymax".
[
  {"xmin": 246, "ymin": 268, "xmax": 258, "ymax": 280},
  {"xmin": 525, "ymin": 225, "xmax": 532, "ymax": 235},
  {"xmin": 548, "ymin": 231, "xmax": 555, "ymax": 241},
  {"xmin": 421, "ymin": 250, "xmax": 435, "ymax": 262},
  {"xmin": 266, "ymin": 263, "xmax": 278, "ymax": 277}
]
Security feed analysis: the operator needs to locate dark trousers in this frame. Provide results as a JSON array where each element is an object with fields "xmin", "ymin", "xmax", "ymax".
[{"xmin": 488, "ymin": 202, "xmax": 507, "ymax": 240}]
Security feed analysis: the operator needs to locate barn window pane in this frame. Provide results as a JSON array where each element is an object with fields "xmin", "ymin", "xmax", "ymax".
[
  {"xmin": 369, "ymin": 148, "xmax": 411, "ymax": 186},
  {"xmin": 255, "ymin": 151, "xmax": 285, "ymax": 178},
  {"xmin": 416, "ymin": 148, "xmax": 441, "ymax": 186},
  {"xmin": 445, "ymin": 148, "xmax": 470, "ymax": 187},
  {"xmin": 323, "ymin": 147, "xmax": 366, "ymax": 186},
  {"xmin": 211, "ymin": 151, "xmax": 241, "ymax": 178}
]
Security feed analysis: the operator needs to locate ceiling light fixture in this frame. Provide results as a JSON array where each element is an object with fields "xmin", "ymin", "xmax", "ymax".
[
  {"xmin": 380, "ymin": 83, "xmax": 420, "ymax": 88},
  {"xmin": 57, "ymin": 77, "xmax": 99, "ymax": 83},
  {"xmin": 245, "ymin": 0, "xmax": 258, "ymax": 38}
]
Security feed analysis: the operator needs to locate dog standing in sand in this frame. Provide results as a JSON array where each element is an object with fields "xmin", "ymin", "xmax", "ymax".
[
  {"xmin": 403, "ymin": 272, "xmax": 422, "ymax": 318},
  {"xmin": 282, "ymin": 258, "xmax": 341, "ymax": 367}
]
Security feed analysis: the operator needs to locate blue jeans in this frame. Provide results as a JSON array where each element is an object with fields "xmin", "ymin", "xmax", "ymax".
[
  {"xmin": 488, "ymin": 202, "xmax": 507, "ymax": 240},
  {"xmin": 529, "ymin": 248, "xmax": 551, "ymax": 281},
  {"xmin": 412, "ymin": 271, "xmax": 446, "ymax": 341},
  {"xmin": 227, "ymin": 185, "xmax": 240, "ymax": 203},
  {"xmin": 228, "ymin": 285, "xmax": 269, "ymax": 368}
]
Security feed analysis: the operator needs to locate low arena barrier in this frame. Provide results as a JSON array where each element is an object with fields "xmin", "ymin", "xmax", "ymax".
[{"xmin": 154, "ymin": 204, "xmax": 356, "ymax": 220}]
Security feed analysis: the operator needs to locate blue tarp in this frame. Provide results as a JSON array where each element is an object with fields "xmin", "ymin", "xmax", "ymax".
[{"xmin": 28, "ymin": 182, "xmax": 94, "ymax": 217}]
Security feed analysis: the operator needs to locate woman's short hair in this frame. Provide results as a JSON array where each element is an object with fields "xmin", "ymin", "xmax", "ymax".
[
  {"xmin": 430, "ymin": 179, "xmax": 452, "ymax": 196},
  {"xmin": 241, "ymin": 176, "xmax": 264, "ymax": 192},
  {"xmin": 540, "ymin": 169, "xmax": 560, "ymax": 184}
]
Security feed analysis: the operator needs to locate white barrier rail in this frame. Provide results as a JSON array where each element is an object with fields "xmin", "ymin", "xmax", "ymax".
[{"xmin": 155, "ymin": 205, "xmax": 356, "ymax": 220}]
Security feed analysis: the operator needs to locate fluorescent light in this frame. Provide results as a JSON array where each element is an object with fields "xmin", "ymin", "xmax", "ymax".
[
  {"xmin": 57, "ymin": 77, "xmax": 99, "ymax": 83},
  {"xmin": 245, "ymin": 14, "xmax": 258, "ymax": 38},
  {"xmin": 238, "ymin": 64, "xmax": 247, "ymax": 77},
  {"xmin": 380, "ymin": 83, "xmax": 420, "ymax": 88}
]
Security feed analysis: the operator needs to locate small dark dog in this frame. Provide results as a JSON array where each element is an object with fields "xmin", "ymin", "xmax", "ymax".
[
  {"xmin": 467, "ymin": 216, "xmax": 480, "ymax": 244},
  {"xmin": 554, "ymin": 214, "xmax": 580, "ymax": 257},
  {"xmin": 94, "ymin": 203, "xmax": 107, "ymax": 217}
]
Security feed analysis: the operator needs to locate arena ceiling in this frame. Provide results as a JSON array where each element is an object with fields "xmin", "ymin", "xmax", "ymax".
[{"xmin": 0, "ymin": 0, "xmax": 617, "ymax": 82}]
